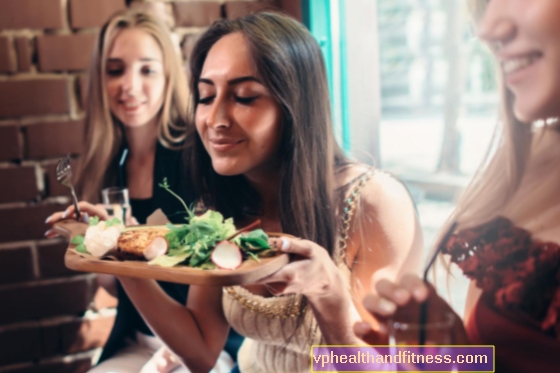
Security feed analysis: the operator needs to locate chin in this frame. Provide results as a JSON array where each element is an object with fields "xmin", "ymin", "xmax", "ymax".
[
  {"xmin": 512, "ymin": 95, "xmax": 547, "ymax": 124},
  {"xmin": 211, "ymin": 161, "xmax": 244, "ymax": 177}
]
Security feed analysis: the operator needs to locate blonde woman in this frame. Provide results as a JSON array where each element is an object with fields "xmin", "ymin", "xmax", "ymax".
[
  {"xmin": 45, "ymin": 9, "xmax": 239, "ymax": 373},
  {"xmin": 357, "ymin": 0, "xmax": 560, "ymax": 371}
]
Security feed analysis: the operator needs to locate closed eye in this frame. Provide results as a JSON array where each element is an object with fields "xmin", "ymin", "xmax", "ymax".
[
  {"xmin": 198, "ymin": 96, "xmax": 215, "ymax": 104},
  {"xmin": 236, "ymin": 95, "xmax": 259, "ymax": 104}
]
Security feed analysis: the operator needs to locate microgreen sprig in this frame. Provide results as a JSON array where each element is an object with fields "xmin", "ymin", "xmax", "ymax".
[{"xmin": 159, "ymin": 177, "xmax": 195, "ymax": 220}]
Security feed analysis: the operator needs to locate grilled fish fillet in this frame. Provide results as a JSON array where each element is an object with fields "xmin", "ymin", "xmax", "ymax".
[{"xmin": 117, "ymin": 228, "xmax": 169, "ymax": 259}]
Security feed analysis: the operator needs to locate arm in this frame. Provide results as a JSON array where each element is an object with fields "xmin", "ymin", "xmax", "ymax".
[
  {"xmin": 312, "ymin": 172, "xmax": 423, "ymax": 343},
  {"xmin": 117, "ymin": 277, "xmax": 229, "ymax": 373},
  {"xmin": 348, "ymin": 172, "xmax": 424, "ymax": 324},
  {"xmin": 258, "ymin": 172, "xmax": 423, "ymax": 345}
]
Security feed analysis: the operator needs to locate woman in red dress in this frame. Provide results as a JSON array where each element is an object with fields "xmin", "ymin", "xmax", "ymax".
[{"xmin": 356, "ymin": 1, "xmax": 560, "ymax": 372}]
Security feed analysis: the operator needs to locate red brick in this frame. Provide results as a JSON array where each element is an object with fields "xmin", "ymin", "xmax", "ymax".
[
  {"xmin": 0, "ymin": 79, "xmax": 69, "ymax": 118},
  {"xmin": 69, "ymin": 0, "xmax": 126, "ymax": 29},
  {"xmin": 0, "ymin": 0, "xmax": 64, "ymax": 30},
  {"xmin": 0, "ymin": 325, "xmax": 42, "ymax": 365},
  {"xmin": 37, "ymin": 34, "xmax": 97, "ymax": 72},
  {"xmin": 0, "ymin": 36, "xmax": 15, "ymax": 73},
  {"xmin": 78, "ymin": 74, "xmax": 88, "ymax": 110},
  {"xmin": 0, "ymin": 278, "xmax": 91, "ymax": 325},
  {"xmin": 0, "ymin": 204, "xmax": 63, "ymax": 243},
  {"xmin": 24, "ymin": 120, "xmax": 84, "ymax": 159},
  {"xmin": 92, "ymin": 285, "xmax": 117, "ymax": 310},
  {"xmin": 225, "ymin": 1, "xmax": 278, "ymax": 19},
  {"xmin": 37, "ymin": 240, "xmax": 77, "ymax": 278},
  {"xmin": 15, "ymin": 37, "xmax": 32, "ymax": 72},
  {"xmin": 0, "ymin": 247, "xmax": 34, "ymax": 285},
  {"xmin": 44, "ymin": 164, "xmax": 70, "ymax": 198},
  {"xmin": 1, "ymin": 359, "xmax": 92, "ymax": 373},
  {"xmin": 0, "ymin": 126, "xmax": 22, "ymax": 161},
  {"xmin": 61, "ymin": 315, "xmax": 114, "ymax": 354},
  {"xmin": 0, "ymin": 167, "xmax": 38, "ymax": 204},
  {"xmin": 40, "ymin": 322, "xmax": 61, "ymax": 357},
  {"xmin": 277, "ymin": 0, "xmax": 301, "ymax": 21},
  {"xmin": 174, "ymin": 1, "xmax": 222, "ymax": 27},
  {"xmin": 181, "ymin": 34, "xmax": 199, "ymax": 61}
]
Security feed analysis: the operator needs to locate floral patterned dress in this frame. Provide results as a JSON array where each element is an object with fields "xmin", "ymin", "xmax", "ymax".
[{"xmin": 443, "ymin": 217, "xmax": 560, "ymax": 372}]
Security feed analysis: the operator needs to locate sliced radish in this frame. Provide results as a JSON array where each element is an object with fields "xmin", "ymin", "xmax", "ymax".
[
  {"xmin": 143, "ymin": 236, "xmax": 168, "ymax": 261},
  {"xmin": 211, "ymin": 241, "xmax": 242, "ymax": 270}
]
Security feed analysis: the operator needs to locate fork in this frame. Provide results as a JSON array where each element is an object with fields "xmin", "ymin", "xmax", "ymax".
[{"xmin": 55, "ymin": 155, "xmax": 81, "ymax": 221}]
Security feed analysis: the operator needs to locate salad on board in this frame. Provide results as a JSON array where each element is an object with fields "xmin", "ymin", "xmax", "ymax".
[{"xmin": 70, "ymin": 178, "xmax": 272, "ymax": 270}]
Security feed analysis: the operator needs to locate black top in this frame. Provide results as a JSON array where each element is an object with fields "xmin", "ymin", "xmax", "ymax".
[{"xmin": 98, "ymin": 143, "xmax": 243, "ymax": 363}]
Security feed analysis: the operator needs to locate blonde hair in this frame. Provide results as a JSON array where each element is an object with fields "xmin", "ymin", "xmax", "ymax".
[
  {"xmin": 432, "ymin": 0, "xmax": 536, "ymax": 259},
  {"xmin": 76, "ymin": 9, "xmax": 190, "ymax": 201}
]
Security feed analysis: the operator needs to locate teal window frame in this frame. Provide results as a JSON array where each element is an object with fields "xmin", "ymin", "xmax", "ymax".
[{"xmin": 302, "ymin": 0, "xmax": 350, "ymax": 152}]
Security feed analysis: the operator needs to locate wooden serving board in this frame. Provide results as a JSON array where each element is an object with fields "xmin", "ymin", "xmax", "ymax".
[{"xmin": 53, "ymin": 219, "xmax": 289, "ymax": 286}]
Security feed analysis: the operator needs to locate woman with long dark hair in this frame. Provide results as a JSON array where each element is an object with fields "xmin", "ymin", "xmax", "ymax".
[{"xmin": 118, "ymin": 12, "xmax": 423, "ymax": 373}]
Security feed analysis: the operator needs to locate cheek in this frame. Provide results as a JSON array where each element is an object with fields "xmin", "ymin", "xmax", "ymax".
[
  {"xmin": 148, "ymin": 78, "xmax": 166, "ymax": 106},
  {"xmin": 195, "ymin": 108, "xmax": 207, "ymax": 136},
  {"xmin": 105, "ymin": 80, "xmax": 120, "ymax": 100},
  {"xmin": 526, "ymin": 0, "xmax": 560, "ymax": 35}
]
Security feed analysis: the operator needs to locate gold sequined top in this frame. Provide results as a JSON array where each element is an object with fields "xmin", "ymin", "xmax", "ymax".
[{"xmin": 222, "ymin": 170, "xmax": 375, "ymax": 373}]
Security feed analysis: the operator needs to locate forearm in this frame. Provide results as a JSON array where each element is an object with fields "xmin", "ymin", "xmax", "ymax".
[
  {"xmin": 97, "ymin": 274, "xmax": 118, "ymax": 298},
  {"xmin": 118, "ymin": 277, "xmax": 223, "ymax": 373},
  {"xmin": 308, "ymin": 276, "xmax": 362, "ymax": 345}
]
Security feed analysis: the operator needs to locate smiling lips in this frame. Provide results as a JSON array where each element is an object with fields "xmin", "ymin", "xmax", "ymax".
[
  {"xmin": 501, "ymin": 52, "xmax": 542, "ymax": 75},
  {"xmin": 209, "ymin": 138, "xmax": 244, "ymax": 152},
  {"xmin": 120, "ymin": 101, "xmax": 145, "ymax": 113}
]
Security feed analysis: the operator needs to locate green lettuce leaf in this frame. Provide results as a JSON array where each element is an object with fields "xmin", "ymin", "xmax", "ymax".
[{"xmin": 148, "ymin": 252, "xmax": 192, "ymax": 267}]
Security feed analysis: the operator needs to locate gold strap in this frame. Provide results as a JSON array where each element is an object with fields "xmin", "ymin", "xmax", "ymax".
[
  {"xmin": 225, "ymin": 168, "xmax": 376, "ymax": 319},
  {"xmin": 336, "ymin": 169, "xmax": 376, "ymax": 268}
]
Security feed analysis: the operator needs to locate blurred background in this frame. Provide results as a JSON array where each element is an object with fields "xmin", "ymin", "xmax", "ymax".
[{"xmin": 0, "ymin": 0, "xmax": 496, "ymax": 372}]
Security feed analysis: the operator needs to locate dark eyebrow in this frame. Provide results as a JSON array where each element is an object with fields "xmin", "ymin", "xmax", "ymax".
[{"xmin": 198, "ymin": 76, "xmax": 261, "ymax": 86}]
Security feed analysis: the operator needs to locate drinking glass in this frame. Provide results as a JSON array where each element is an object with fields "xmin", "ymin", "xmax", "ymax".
[
  {"xmin": 101, "ymin": 187, "xmax": 130, "ymax": 224},
  {"xmin": 388, "ymin": 312, "xmax": 458, "ymax": 372}
]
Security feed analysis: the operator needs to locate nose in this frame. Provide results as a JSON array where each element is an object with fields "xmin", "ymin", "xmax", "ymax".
[
  {"xmin": 121, "ymin": 69, "xmax": 141, "ymax": 96},
  {"xmin": 477, "ymin": 0, "xmax": 516, "ymax": 49},
  {"xmin": 205, "ymin": 94, "xmax": 231, "ymax": 130}
]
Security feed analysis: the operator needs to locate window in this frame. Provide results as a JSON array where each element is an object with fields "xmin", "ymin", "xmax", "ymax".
[{"xmin": 305, "ymin": 0, "xmax": 499, "ymax": 313}]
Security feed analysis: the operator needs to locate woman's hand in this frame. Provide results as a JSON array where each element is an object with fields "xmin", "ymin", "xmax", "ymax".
[
  {"xmin": 45, "ymin": 201, "xmax": 109, "ymax": 224},
  {"xmin": 44, "ymin": 201, "xmax": 109, "ymax": 238},
  {"xmin": 257, "ymin": 237, "xmax": 344, "ymax": 301},
  {"xmin": 354, "ymin": 274, "xmax": 469, "ymax": 345},
  {"xmin": 44, "ymin": 201, "xmax": 139, "ymax": 238},
  {"xmin": 139, "ymin": 346, "xmax": 181, "ymax": 373}
]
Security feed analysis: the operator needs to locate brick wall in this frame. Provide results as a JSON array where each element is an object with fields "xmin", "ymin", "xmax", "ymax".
[{"xmin": 0, "ymin": 1, "xmax": 300, "ymax": 372}]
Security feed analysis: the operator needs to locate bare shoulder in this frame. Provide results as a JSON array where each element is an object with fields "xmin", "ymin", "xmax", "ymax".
[
  {"xmin": 337, "ymin": 164, "xmax": 416, "ymax": 217},
  {"xmin": 341, "ymin": 165, "xmax": 423, "ymax": 290}
]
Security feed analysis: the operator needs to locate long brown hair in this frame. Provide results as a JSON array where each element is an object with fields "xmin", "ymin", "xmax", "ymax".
[
  {"xmin": 186, "ymin": 12, "xmax": 348, "ymax": 256},
  {"xmin": 76, "ymin": 9, "xmax": 190, "ymax": 201}
]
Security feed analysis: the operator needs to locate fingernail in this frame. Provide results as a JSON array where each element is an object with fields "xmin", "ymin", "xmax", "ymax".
[
  {"xmin": 44, "ymin": 229, "xmax": 53, "ymax": 238},
  {"xmin": 394, "ymin": 289, "xmax": 409, "ymax": 303},
  {"xmin": 377, "ymin": 298, "xmax": 397, "ymax": 314},
  {"xmin": 82, "ymin": 212, "xmax": 89, "ymax": 223},
  {"xmin": 413, "ymin": 286, "xmax": 428, "ymax": 301},
  {"xmin": 62, "ymin": 210, "xmax": 69, "ymax": 219},
  {"xmin": 45, "ymin": 216, "xmax": 51, "ymax": 224},
  {"xmin": 280, "ymin": 237, "xmax": 290, "ymax": 251}
]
